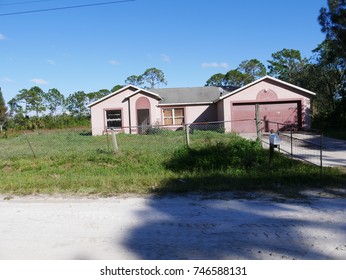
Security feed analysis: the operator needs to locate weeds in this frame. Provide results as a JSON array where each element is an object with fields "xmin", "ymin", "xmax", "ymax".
[{"xmin": 0, "ymin": 131, "xmax": 345, "ymax": 196}]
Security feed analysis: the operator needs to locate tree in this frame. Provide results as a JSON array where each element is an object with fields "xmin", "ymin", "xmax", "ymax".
[
  {"xmin": 267, "ymin": 48, "xmax": 308, "ymax": 84},
  {"xmin": 14, "ymin": 87, "xmax": 46, "ymax": 117},
  {"xmin": 318, "ymin": 0, "xmax": 346, "ymax": 125},
  {"xmin": 205, "ymin": 59, "xmax": 266, "ymax": 87},
  {"xmin": 223, "ymin": 70, "xmax": 247, "ymax": 87},
  {"xmin": 141, "ymin": 67, "xmax": 167, "ymax": 88},
  {"xmin": 319, "ymin": 0, "xmax": 346, "ymax": 63},
  {"xmin": 0, "ymin": 87, "xmax": 8, "ymax": 132},
  {"xmin": 205, "ymin": 73, "xmax": 226, "ymax": 86},
  {"xmin": 111, "ymin": 84, "xmax": 123, "ymax": 92},
  {"xmin": 305, "ymin": 41, "xmax": 346, "ymax": 126},
  {"xmin": 65, "ymin": 91, "xmax": 89, "ymax": 117},
  {"xmin": 124, "ymin": 68, "xmax": 167, "ymax": 89},
  {"xmin": 44, "ymin": 88, "xmax": 65, "ymax": 116},
  {"xmin": 8, "ymin": 97, "xmax": 23, "ymax": 117},
  {"xmin": 88, "ymin": 89, "xmax": 110, "ymax": 103},
  {"xmin": 237, "ymin": 59, "xmax": 266, "ymax": 84},
  {"xmin": 124, "ymin": 75, "xmax": 143, "ymax": 87}
]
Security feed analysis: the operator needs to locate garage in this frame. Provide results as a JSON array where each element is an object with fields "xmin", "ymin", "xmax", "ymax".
[
  {"xmin": 219, "ymin": 76, "xmax": 315, "ymax": 134},
  {"xmin": 231, "ymin": 101, "xmax": 301, "ymax": 133}
]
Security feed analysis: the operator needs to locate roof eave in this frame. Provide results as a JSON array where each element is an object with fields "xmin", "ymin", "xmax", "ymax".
[
  {"xmin": 124, "ymin": 88, "xmax": 162, "ymax": 100},
  {"xmin": 158, "ymin": 101, "xmax": 214, "ymax": 107},
  {"xmin": 87, "ymin": 84, "xmax": 140, "ymax": 108},
  {"xmin": 219, "ymin": 75, "xmax": 316, "ymax": 100}
]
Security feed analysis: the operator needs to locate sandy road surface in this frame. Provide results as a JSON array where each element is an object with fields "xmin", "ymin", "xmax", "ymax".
[{"xmin": 0, "ymin": 191, "xmax": 345, "ymax": 260}]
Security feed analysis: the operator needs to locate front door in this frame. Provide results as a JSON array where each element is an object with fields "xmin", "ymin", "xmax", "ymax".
[{"xmin": 137, "ymin": 109, "xmax": 150, "ymax": 134}]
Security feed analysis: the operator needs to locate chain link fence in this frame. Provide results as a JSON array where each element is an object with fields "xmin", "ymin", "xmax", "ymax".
[
  {"xmin": 259, "ymin": 121, "xmax": 323, "ymax": 170},
  {"xmin": 0, "ymin": 120, "xmax": 323, "ymax": 171},
  {"xmin": 0, "ymin": 128, "xmax": 109, "ymax": 159}
]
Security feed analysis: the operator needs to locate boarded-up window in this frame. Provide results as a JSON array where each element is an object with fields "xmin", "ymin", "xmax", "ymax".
[
  {"xmin": 163, "ymin": 108, "xmax": 184, "ymax": 125},
  {"xmin": 106, "ymin": 110, "xmax": 122, "ymax": 129}
]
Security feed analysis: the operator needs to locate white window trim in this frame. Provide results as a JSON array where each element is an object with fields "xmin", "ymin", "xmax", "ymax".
[
  {"xmin": 163, "ymin": 108, "xmax": 184, "ymax": 126},
  {"xmin": 106, "ymin": 109, "xmax": 122, "ymax": 129}
]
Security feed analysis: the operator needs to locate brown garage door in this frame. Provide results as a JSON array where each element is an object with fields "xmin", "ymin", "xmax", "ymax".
[{"xmin": 231, "ymin": 102, "xmax": 299, "ymax": 133}]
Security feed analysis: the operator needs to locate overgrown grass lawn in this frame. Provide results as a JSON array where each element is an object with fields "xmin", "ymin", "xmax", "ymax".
[{"xmin": 0, "ymin": 130, "xmax": 345, "ymax": 196}]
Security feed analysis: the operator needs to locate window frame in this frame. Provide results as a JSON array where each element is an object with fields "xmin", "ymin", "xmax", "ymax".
[
  {"xmin": 105, "ymin": 109, "xmax": 123, "ymax": 130},
  {"xmin": 162, "ymin": 107, "xmax": 185, "ymax": 126}
]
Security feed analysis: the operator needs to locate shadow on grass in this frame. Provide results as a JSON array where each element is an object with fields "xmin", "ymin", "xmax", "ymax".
[
  {"xmin": 121, "ymin": 140, "xmax": 346, "ymax": 260},
  {"xmin": 158, "ymin": 139, "xmax": 346, "ymax": 197}
]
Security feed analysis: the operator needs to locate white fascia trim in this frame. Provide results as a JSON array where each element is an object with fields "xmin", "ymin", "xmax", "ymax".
[
  {"xmin": 157, "ymin": 102, "xmax": 213, "ymax": 107},
  {"xmin": 125, "ymin": 89, "xmax": 162, "ymax": 100},
  {"xmin": 88, "ymin": 84, "xmax": 141, "ymax": 108},
  {"xmin": 219, "ymin": 75, "xmax": 316, "ymax": 100}
]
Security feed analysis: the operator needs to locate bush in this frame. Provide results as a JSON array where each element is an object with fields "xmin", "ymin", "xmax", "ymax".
[{"xmin": 166, "ymin": 137, "xmax": 265, "ymax": 172}]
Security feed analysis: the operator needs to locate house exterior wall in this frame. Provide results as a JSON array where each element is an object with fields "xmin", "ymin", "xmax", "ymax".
[
  {"xmin": 221, "ymin": 79, "xmax": 312, "ymax": 133},
  {"xmin": 90, "ymin": 78, "xmax": 314, "ymax": 136},
  {"xmin": 185, "ymin": 104, "xmax": 217, "ymax": 123},
  {"xmin": 157, "ymin": 104, "xmax": 218, "ymax": 130},
  {"xmin": 90, "ymin": 88, "xmax": 160, "ymax": 135},
  {"xmin": 127, "ymin": 93, "xmax": 160, "ymax": 133}
]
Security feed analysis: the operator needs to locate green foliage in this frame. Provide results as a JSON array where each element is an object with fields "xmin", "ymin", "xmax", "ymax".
[
  {"xmin": 124, "ymin": 75, "xmax": 144, "ymax": 87},
  {"xmin": 88, "ymin": 89, "xmax": 110, "ymax": 103},
  {"xmin": 205, "ymin": 73, "xmax": 226, "ymax": 86},
  {"xmin": 223, "ymin": 70, "xmax": 247, "ymax": 87},
  {"xmin": 267, "ymin": 48, "xmax": 308, "ymax": 83},
  {"xmin": 141, "ymin": 67, "xmax": 167, "ymax": 88},
  {"xmin": 44, "ymin": 88, "xmax": 65, "ymax": 116},
  {"xmin": 0, "ymin": 131, "xmax": 344, "ymax": 195},
  {"xmin": 237, "ymin": 59, "xmax": 267, "ymax": 84},
  {"xmin": 5, "ymin": 114, "xmax": 90, "ymax": 130},
  {"xmin": 318, "ymin": 0, "xmax": 346, "ymax": 63},
  {"xmin": 0, "ymin": 87, "xmax": 8, "ymax": 132},
  {"xmin": 65, "ymin": 91, "xmax": 90, "ymax": 117},
  {"xmin": 111, "ymin": 84, "xmax": 123, "ymax": 92},
  {"xmin": 166, "ymin": 138, "xmax": 265, "ymax": 172},
  {"xmin": 205, "ymin": 59, "xmax": 266, "ymax": 87},
  {"xmin": 124, "ymin": 68, "xmax": 167, "ymax": 89}
]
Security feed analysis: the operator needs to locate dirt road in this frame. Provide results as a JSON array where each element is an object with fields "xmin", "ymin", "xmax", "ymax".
[{"xmin": 0, "ymin": 191, "xmax": 345, "ymax": 260}]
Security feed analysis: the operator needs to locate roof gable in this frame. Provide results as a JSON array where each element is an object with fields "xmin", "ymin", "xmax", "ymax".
[
  {"xmin": 219, "ymin": 76, "xmax": 316, "ymax": 100},
  {"xmin": 88, "ymin": 85, "xmax": 161, "ymax": 107}
]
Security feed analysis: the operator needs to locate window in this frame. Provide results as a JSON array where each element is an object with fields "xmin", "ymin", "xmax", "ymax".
[
  {"xmin": 163, "ymin": 108, "xmax": 184, "ymax": 125},
  {"xmin": 106, "ymin": 110, "xmax": 122, "ymax": 129}
]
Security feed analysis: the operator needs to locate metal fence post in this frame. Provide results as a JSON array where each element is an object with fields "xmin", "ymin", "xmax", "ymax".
[
  {"xmin": 185, "ymin": 124, "xmax": 190, "ymax": 147},
  {"xmin": 320, "ymin": 133, "xmax": 323, "ymax": 178},
  {"xmin": 111, "ymin": 130, "xmax": 119, "ymax": 154},
  {"xmin": 24, "ymin": 132, "xmax": 36, "ymax": 158},
  {"xmin": 290, "ymin": 128, "xmax": 293, "ymax": 160},
  {"xmin": 255, "ymin": 103, "xmax": 262, "ymax": 141}
]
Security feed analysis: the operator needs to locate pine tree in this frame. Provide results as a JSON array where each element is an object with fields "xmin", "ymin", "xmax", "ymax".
[{"xmin": 0, "ymin": 87, "xmax": 8, "ymax": 132}]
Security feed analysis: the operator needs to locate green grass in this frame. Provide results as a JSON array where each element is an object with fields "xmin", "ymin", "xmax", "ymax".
[{"xmin": 0, "ymin": 129, "xmax": 345, "ymax": 196}]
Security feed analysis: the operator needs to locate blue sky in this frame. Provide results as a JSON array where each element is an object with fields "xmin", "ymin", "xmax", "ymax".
[{"xmin": 0, "ymin": 0, "xmax": 327, "ymax": 102}]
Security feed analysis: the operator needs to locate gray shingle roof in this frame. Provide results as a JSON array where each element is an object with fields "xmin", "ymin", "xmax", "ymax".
[{"xmin": 150, "ymin": 86, "xmax": 237, "ymax": 105}]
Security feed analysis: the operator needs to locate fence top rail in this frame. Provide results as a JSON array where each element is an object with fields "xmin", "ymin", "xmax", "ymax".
[
  {"xmin": 278, "ymin": 133, "xmax": 322, "ymax": 148},
  {"xmin": 263, "ymin": 120, "xmax": 322, "ymax": 134}
]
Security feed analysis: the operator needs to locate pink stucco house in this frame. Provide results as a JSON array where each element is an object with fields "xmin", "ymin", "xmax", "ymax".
[{"xmin": 88, "ymin": 76, "xmax": 316, "ymax": 135}]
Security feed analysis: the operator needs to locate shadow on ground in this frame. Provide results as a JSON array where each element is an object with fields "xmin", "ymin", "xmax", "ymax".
[{"xmin": 121, "ymin": 192, "xmax": 346, "ymax": 259}]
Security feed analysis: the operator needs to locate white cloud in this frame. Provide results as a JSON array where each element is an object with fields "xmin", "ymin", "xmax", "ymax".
[
  {"xmin": 0, "ymin": 33, "xmax": 6, "ymax": 40},
  {"xmin": 47, "ymin": 59, "xmax": 56, "ymax": 65},
  {"xmin": 30, "ymin": 78, "xmax": 49, "ymax": 85},
  {"xmin": 109, "ymin": 60, "xmax": 120, "ymax": 65},
  {"xmin": 160, "ymin": 54, "xmax": 171, "ymax": 63},
  {"xmin": 201, "ymin": 62, "xmax": 229, "ymax": 69}
]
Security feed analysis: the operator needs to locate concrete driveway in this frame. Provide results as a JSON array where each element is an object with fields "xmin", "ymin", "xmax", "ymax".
[
  {"xmin": 242, "ymin": 133, "xmax": 346, "ymax": 167},
  {"xmin": 0, "ymin": 192, "xmax": 345, "ymax": 260}
]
